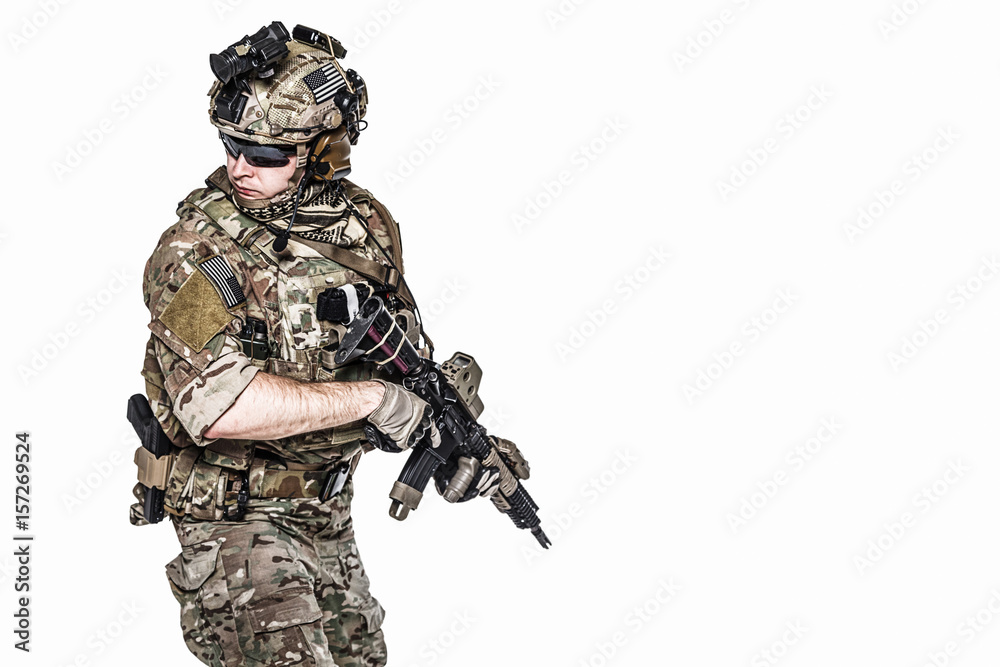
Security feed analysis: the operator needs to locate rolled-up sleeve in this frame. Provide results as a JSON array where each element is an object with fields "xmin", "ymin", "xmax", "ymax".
[
  {"xmin": 152, "ymin": 335, "xmax": 258, "ymax": 446},
  {"xmin": 144, "ymin": 224, "xmax": 257, "ymax": 446}
]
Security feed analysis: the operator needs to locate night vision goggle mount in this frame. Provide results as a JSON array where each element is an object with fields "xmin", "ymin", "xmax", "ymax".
[
  {"xmin": 210, "ymin": 21, "xmax": 290, "ymax": 86},
  {"xmin": 210, "ymin": 21, "xmax": 367, "ymax": 145}
]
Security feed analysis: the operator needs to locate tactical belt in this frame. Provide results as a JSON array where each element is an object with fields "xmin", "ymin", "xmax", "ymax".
[
  {"xmin": 155, "ymin": 448, "xmax": 358, "ymax": 522},
  {"xmin": 210, "ymin": 454, "xmax": 356, "ymax": 520},
  {"xmin": 249, "ymin": 455, "xmax": 354, "ymax": 502}
]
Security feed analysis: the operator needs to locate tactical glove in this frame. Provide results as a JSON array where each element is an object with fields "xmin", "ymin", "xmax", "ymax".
[{"xmin": 367, "ymin": 380, "xmax": 441, "ymax": 452}]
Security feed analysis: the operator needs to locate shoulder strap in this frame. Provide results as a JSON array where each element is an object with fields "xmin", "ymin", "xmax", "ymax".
[
  {"xmin": 339, "ymin": 181, "xmax": 434, "ymax": 351},
  {"xmin": 191, "ymin": 172, "xmax": 416, "ymax": 308},
  {"xmin": 291, "ymin": 235, "xmax": 415, "ymax": 308},
  {"xmin": 342, "ymin": 180, "xmax": 405, "ymax": 275}
]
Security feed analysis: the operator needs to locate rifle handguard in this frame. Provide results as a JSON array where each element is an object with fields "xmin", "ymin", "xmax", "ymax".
[
  {"xmin": 337, "ymin": 297, "xmax": 550, "ymax": 548},
  {"xmin": 492, "ymin": 436, "xmax": 530, "ymax": 480}
]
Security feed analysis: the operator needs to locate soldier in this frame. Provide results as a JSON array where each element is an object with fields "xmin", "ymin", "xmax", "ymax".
[{"xmin": 133, "ymin": 22, "xmax": 449, "ymax": 666}]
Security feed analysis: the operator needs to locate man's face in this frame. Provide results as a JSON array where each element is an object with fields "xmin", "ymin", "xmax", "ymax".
[{"xmin": 226, "ymin": 152, "xmax": 299, "ymax": 200}]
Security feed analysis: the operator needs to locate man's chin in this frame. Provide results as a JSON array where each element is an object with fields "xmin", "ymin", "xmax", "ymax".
[{"xmin": 233, "ymin": 184, "xmax": 261, "ymax": 198}]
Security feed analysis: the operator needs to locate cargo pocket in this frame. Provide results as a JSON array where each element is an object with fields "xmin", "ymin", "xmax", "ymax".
[
  {"xmin": 165, "ymin": 540, "xmax": 225, "ymax": 665},
  {"xmin": 325, "ymin": 537, "xmax": 386, "ymax": 661},
  {"xmin": 358, "ymin": 598, "xmax": 385, "ymax": 634},
  {"xmin": 334, "ymin": 538, "xmax": 374, "ymax": 612},
  {"xmin": 332, "ymin": 598, "xmax": 386, "ymax": 664},
  {"xmin": 243, "ymin": 587, "xmax": 323, "ymax": 667}
]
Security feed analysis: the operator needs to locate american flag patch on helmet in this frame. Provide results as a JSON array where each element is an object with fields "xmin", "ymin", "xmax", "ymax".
[
  {"xmin": 303, "ymin": 63, "xmax": 347, "ymax": 104},
  {"xmin": 197, "ymin": 255, "xmax": 245, "ymax": 309}
]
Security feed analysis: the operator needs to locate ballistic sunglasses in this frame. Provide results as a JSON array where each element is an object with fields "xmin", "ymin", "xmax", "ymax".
[{"xmin": 219, "ymin": 131, "xmax": 297, "ymax": 168}]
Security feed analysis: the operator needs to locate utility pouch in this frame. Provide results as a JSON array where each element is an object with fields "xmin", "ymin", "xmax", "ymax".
[
  {"xmin": 186, "ymin": 441, "xmax": 254, "ymax": 521},
  {"xmin": 240, "ymin": 317, "xmax": 269, "ymax": 365},
  {"xmin": 185, "ymin": 459, "xmax": 248, "ymax": 521},
  {"xmin": 127, "ymin": 394, "xmax": 175, "ymax": 524}
]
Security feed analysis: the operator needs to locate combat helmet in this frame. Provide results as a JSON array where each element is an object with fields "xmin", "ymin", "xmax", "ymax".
[{"xmin": 208, "ymin": 22, "xmax": 367, "ymax": 185}]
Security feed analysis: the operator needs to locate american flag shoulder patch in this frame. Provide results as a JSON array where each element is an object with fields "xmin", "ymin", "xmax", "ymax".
[
  {"xmin": 196, "ymin": 255, "xmax": 246, "ymax": 309},
  {"xmin": 303, "ymin": 63, "xmax": 346, "ymax": 105}
]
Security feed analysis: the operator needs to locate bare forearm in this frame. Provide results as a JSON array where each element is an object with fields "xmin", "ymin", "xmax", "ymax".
[{"xmin": 204, "ymin": 372, "xmax": 386, "ymax": 440}]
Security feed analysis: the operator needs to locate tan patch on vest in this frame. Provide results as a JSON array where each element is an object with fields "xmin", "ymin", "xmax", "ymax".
[{"xmin": 159, "ymin": 271, "xmax": 234, "ymax": 352}]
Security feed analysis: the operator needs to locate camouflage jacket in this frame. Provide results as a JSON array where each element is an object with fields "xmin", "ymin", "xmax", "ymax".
[{"xmin": 141, "ymin": 167, "xmax": 415, "ymax": 469}]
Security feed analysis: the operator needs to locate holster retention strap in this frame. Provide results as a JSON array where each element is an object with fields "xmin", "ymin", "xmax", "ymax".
[{"xmin": 134, "ymin": 447, "xmax": 175, "ymax": 491}]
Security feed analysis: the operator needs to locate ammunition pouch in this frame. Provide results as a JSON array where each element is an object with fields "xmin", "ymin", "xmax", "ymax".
[
  {"xmin": 223, "ymin": 471, "xmax": 250, "ymax": 521},
  {"xmin": 166, "ymin": 447, "xmax": 358, "ymax": 522},
  {"xmin": 181, "ymin": 442, "xmax": 255, "ymax": 521},
  {"xmin": 240, "ymin": 316, "xmax": 270, "ymax": 368}
]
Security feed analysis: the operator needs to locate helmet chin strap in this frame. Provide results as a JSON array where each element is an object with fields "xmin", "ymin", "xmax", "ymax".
[{"xmin": 287, "ymin": 144, "xmax": 309, "ymax": 191}]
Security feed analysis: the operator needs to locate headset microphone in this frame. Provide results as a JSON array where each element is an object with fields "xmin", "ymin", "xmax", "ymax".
[{"xmin": 271, "ymin": 174, "xmax": 311, "ymax": 253}]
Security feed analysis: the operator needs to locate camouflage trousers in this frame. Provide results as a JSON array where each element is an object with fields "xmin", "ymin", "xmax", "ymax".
[{"xmin": 165, "ymin": 482, "xmax": 387, "ymax": 666}]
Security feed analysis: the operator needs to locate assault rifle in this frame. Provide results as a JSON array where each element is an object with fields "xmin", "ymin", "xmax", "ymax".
[{"xmin": 332, "ymin": 295, "xmax": 551, "ymax": 549}]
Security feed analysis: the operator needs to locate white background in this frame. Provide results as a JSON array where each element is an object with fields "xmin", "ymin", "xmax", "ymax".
[{"xmin": 3, "ymin": 1, "xmax": 1000, "ymax": 666}]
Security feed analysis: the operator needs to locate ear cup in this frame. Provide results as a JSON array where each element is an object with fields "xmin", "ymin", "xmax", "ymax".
[{"xmin": 308, "ymin": 127, "xmax": 352, "ymax": 181}]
